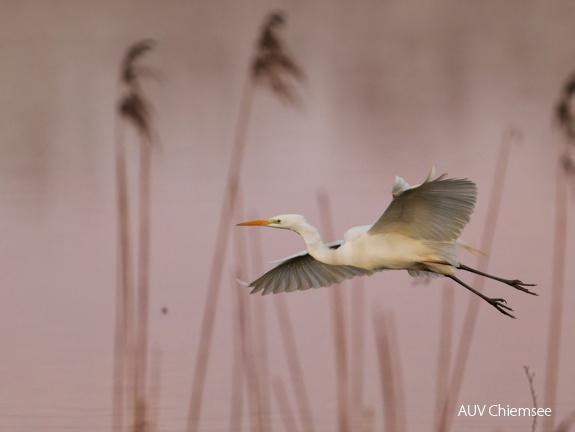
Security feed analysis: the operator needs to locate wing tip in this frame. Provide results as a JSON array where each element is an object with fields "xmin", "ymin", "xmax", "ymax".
[
  {"xmin": 392, "ymin": 175, "xmax": 409, "ymax": 197},
  {"xmin": 237, "ymin": 278, "xmax": 266, "ymax": 295},
  {"xmin": 236, "ymin": 278, "xmax": 250, "ymax": 287},
  {"xmin": 392, "ymin": 167, "xmax": 443, "ymax": 197}
]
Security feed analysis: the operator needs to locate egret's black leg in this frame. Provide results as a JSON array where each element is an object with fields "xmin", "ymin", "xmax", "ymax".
[
  {"xmin": 446, "ymin": 274, "xmax": 515, "ymax": 319},
  {"xmin": 458, "ymin": 263, "xmax": 538, "ymax": 296}
]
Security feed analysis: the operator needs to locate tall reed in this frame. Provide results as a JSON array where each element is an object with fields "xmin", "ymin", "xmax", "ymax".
[
  {"xmin": 233, "ymin": 194, "xmax": 265, "ymax": 432},
  {"xmin": 437, "ymin": 130, "xmax": 516, "ymax": 432},
  {"xmin": 233, "ymin": 206, "xmax": 283, "ymax": 432},
  {"xmin": 433, "ymin": 283, "xmax": 454, "ymax": 429},
  {"xmin": 236, "ymin": 287, "xmax": 264, "ymax": 432},
  {"xmin": 554, "ymin": 411, "xmax": 575, "ymax": 432},
  {"xmin": 349, "ymin": 277, "xmax": 366, "ymax": 430},
  {"xmin": 244, "ymin": 213, "xmax": 272, "ymax": 431},
  {"xmin": 186, "ymin": 11, "xmax": 303, "ymax": 431},
  {"xmin": 373, "ymin": 310, "xmax": 406, "ymax": 432},
  {"xmin": 114, "ymin": 39, "xmax": 157, "ymax": 432},
  {"xmin": 229, "ymin": 283, "xmax": 246, "ymax": 431},
  {"xmin": 543, "ymin": 69, "xmax": 575, "ymax": 431},
  {"xmin": 113, "ymin": 106, "xmax": 132, "ymax": 432},
  {"xmin": 274, "ymin": 295, "xmax": 316, "ymax": 432},
  {"xmin": 272, "ymin": 378, "xmax": 300, "ymax": 432},
  {"xmin": 317, "ymin": 191, "xmax": 350, "ymax": 432},
  {"xmin": 523, "ymin": 366, "xmax": 538, "ymax": 432}
]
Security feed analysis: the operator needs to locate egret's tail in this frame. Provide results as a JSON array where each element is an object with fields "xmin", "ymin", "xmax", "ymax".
[
  {"xmin": 425, "ymin": 241, "xmax": 459, "ymax": 267},
  {"xmin": 455, "ymin": 239, "xmax": 486, "ymax": 256}
]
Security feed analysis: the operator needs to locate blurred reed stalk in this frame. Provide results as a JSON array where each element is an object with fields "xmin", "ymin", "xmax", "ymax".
[
  {"xmin": 186, "ymin": 11, "xmax": 303, "ymax": 431},
  {"xmin": 114, "ymin": 39, "xmax": 157, "ymax": 432},
  {"xmin": 274, "ymin": 295, "xmax": 316, "ymax": 432},
  {"xmin": 317, "ymin": 191, "xmax": 350, "ymax": 432},
  {"xmin": 272, "ymin": 378, "xmax": 300, "ymax": 432},
  {"xmin": 372, "ymin": 310, "xmax": 406, "ymax": 432},
  {"xmin": 544, "ymin": 70, "xmax": 575, "ymax": 432},
  {"xmin": 433, "ymin": 283, "xmax": 454, "ymax": 429},
  {"xmin": 235, "ymin": 288, "xmax": 264, "ymax": 432},
  {"xmin": 229, "ymin": 278, "xmax": 246, "ymax": 431},
  {"xmin": 523, "ymin": 366, "xmax": 538, "ymax": 432},
  {"xmin": 349, "ymin": 277, "xmax": 366, "ymax": 430},
  {"xmin": 113, "ymin": 102, "xmax": 133, "ymax": 432},
  {"xmin": 436, "ymin": 130, "xmax": 516, "ymax": 432},
  {"xmin": 233, "ymin": 195, "xmax": 265, "ymax": 432},
  {"xmin": 555, "ymin": 410, "xmax": 575, "ymax": 432},
  {"xmin": 245, "ymin": 213, "xmax": 272, "ymax": 430}
]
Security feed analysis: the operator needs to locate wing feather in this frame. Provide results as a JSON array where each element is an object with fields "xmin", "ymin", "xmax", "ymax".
[
  {"xmin": 245, "ymin": 244, "xmax": 379, "ymax": 295},
  {"xmin": 369, "ymin": 171, "xmax": 477, "ymax": 241}
]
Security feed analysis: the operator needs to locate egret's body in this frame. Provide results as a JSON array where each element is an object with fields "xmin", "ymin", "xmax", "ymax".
[{"xmin": 238, "ymin": 168, "xmax": 536, "ymax": 318}]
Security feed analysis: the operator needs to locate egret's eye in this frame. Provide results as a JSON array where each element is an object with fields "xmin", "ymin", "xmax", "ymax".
[{"xmin": 273, "ymin": 219, "xmax": 281, "ymax": 224}]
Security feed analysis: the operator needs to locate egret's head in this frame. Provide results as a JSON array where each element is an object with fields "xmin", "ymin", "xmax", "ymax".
[{"xmin": 237, "ymin": 214, "xmax": 307, "ymax": 231}]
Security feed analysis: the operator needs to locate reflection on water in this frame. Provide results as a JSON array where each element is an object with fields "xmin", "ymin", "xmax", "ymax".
[{"xmin": 1, "ymin": 1, "xmax": 575, "ymax": 431}]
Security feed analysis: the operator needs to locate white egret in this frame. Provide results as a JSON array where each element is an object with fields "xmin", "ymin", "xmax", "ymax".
[{"xmin": 237, "ymin": 168, "xmax": 536, "ymax": 318}]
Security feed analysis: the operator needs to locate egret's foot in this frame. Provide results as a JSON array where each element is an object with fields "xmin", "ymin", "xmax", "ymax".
[
  {"xmin": 506, "ymin": 280, "xmax": 538, "ymax": 296},
  {"xmin": 488, "ymin": 297, "xmax": 515, "ymax": 319}
]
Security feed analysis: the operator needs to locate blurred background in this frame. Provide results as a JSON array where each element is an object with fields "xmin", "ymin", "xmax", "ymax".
[{"xmin": 1, "ymin": 1, "xmax": 574, "ymax": 431}]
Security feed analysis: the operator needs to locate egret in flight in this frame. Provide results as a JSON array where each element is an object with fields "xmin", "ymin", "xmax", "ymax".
[{"xmin": 237, "ymin": 168, "xmax": 536, "ymax": 318}]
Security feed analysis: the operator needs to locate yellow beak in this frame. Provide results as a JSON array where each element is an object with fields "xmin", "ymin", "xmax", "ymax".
[{"xmin": 237, "ymin": 219, "xmax": 271, "ymax": 227}]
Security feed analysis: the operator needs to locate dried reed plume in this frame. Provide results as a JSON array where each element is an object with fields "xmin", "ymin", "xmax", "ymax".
[
  {"xmin": 113, "ymin": 38, "xmax": 157, "ymax": 432},
  {"xmin": 555, "ymin": 71, "xmax": 575, "ymax": 142},
  {"xmin": 252, "ymin": 11, "xmax": 304, "ymax": 104},
  {"xmin": 186, "ymin": 11, "xmax": 303, "ymax": 432},
  {"xmin": 555, "ymin": 70, "xmax": 575, "ymax": 193},
  {"xmin": 544, "ymin": 69, "xmax": 575, "ymax": 432},
  {"xmin": 437, "ymin": 130, "xmax": 516, "ymax": 432}
]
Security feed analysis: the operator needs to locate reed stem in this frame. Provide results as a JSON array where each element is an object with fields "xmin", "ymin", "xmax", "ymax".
[
  {"xmin": 186, "ymin": 79, "xmax": 255, "ymax": 432},
  {"xmin": 274, "ymin": 295, "xmax": 316, "ymax": 432},
  {"xmin": 133, "ymin": 133, "xmax": 153, "ymax": 432},
  {"xmin": 373, "ymin": 311, "xmax": 406, "ymax": 432},
  {"xmin": 113, "ymin": 114, "xmax": 133, "ymax": 432},
  {"xmin": 438, "ymin": 131, "xmax": 514, "ymax": 432},
  {"xmin": 433, "ymin": 283, "xmax": 454, "ymax": 430},
  {"xmin": 542, "ymin": 156, "xmax": 569, "ymax": 432},
  {"xmin": 317, "ymin": 191, "xmax": 350, "ymax": 432}
]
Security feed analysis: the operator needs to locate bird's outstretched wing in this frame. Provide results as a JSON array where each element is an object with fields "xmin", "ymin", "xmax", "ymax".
[
  {"xmin": 368, "ymin": 170, "xmax": 477, "ymax": 241},
  {"xmin": 241, "ymin": 243, "xmax": 377, "ymax": 295}
]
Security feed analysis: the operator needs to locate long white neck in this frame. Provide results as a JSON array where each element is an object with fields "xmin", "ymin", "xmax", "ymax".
[{"xmin": 293, "ymin": 223, "xmax": 340, "ymax": 265}]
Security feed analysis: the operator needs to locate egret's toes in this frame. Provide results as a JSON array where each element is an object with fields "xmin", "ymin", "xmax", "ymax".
[
  {"xmin": 509, "ymin": 280, "xmax": 539, "ymax": 296},
  {"xmin": 490, "ymin": 298, "xmax": 516, "ymax": 319}
]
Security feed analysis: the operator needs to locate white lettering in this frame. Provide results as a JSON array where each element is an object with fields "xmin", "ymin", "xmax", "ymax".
[
  {"xmin": 517, "ymin": 408, "xmax": 530, "ymax": 416},
  {"xmin": 468, "ymin": 404, "xmax": 552, "ymax": 417},
  {"xmin": 458, "ymin": 405, "xmax": 486, "ymax": 416}
]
